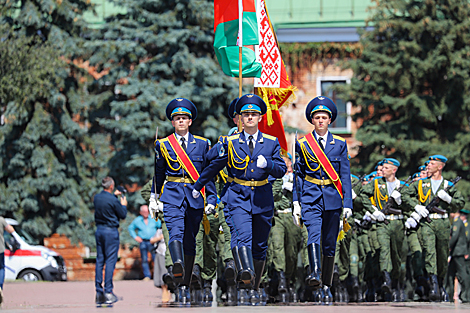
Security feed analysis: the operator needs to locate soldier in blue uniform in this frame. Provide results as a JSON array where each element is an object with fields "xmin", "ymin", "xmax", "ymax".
[
  {"xmin": 191, "ymin": 94, "xmax": 287, "ymax": 305},
  {"xmin": 152, "ymin": 98, "xmax": 217, "ymax": 304},
  {"xmin": 292, "ymin": 96, "xmax": 352, "ymax": 304}
]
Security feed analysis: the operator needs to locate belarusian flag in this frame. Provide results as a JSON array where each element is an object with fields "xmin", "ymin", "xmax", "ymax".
[
  {"xmin": 214, "ymin": 0, "xmax": 262, "ymax": 77},
  {"xmin": 255, "ymin": 0, "xmax": 296, "ymax": 154}
]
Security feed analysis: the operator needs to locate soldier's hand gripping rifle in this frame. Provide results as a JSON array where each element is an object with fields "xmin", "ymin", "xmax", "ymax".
[
  {"xmin": 382, "ymin": 175, "xmax": 413, "ymax": 225},
  {"xmin": 425, "ymin": 176, "xmax": 461, "ymax": 223}
]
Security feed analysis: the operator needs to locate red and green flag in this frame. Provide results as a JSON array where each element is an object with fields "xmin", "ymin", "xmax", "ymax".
[{"xmin": 214, "ymin": 0, "xmax": 262, "ymax": 77}]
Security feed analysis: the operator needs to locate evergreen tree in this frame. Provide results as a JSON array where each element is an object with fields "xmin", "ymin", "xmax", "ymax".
[
  {"xmin": 0, "ymin": 0, "xmax": 103, "ymax": 246},
  {"xmin": 338, "ymin": 0, "xmax": 470, "ymax": 204},
  {"xmin": 81, "ymin": 0, "xmax": 240, "ymax": 201}
]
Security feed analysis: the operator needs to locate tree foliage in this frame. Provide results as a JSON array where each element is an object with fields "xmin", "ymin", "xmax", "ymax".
[{"xmin": 338, "ymin": 0, "xmax": 470, "ymax": 206}]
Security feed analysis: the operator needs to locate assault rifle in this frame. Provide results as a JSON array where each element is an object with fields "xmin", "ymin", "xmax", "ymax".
[
  {"xmin": 352, "ymin": 174, "xmax": 366, "ymax": 189},
  {"xmin": 425, "ymin": 176, "xmax": 461, "ymax": 222},
  {"xmin": 382, "ymin": 175, "xmax": 413, "ymax": 225}
]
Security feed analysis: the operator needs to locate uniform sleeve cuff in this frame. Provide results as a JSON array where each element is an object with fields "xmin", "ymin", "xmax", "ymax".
[{"xmin": 193, "ymin": 180, "xmax": 203, "ymax": 191}]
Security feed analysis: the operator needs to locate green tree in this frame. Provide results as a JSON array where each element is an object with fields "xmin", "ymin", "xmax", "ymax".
[
  {"xmin": 338, "ymin": 0, "xmax": 470, "ymax": 205},
  {"xmin": 81, "ymin": 0, "xmax": 240, "ymax": 202},
  {"xmin": 0, "ymin": 0, "xmax": 105, "ymax": 246}
]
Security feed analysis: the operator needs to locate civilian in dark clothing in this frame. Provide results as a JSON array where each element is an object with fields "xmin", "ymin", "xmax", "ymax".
[{"xmin": 94, "ymin": 176, "xmax": 127, "ymax": 305}]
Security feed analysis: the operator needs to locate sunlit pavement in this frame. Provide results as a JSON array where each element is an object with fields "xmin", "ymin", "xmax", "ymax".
[{"xmin": 2, "ymin": 280, "xmax": 469, "ymax": 312}]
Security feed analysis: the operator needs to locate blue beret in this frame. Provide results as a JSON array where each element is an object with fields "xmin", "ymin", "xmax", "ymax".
[
  {"xmin": 165, "ymin": 98, "xmax": 197, "ymax": 121},
  {"xmin": 236, "ymin": 94, "xmax": 267, "ymax": 115},
  {"xmin": 428, "ymin": 155, "xmax": 447, "ymax": 163},
  {"xmin": 418, "ymin": 165, "xmax": 426, "ymax": 171},
  {"xmin": 305, "ymin": 96, "xmax": 338, "ymax": 124},
  {"xmin": 228, "ymin": 127, "xmax": 238, "ymax": 136},
  {"xmin": 412, "ymin": 172, "xmax": 420, "ymax": 179},
  {"xmin": 351, "ymin": 174, "xmax": 359, "ymax": 180},
  {"xmin": 228, "ymin": 97, "xmax": 239, "ymax": 119},
  {"xmin": 370, "ymin": 171, "xmax": 378, "ymax": 177},
  {"xmin": 424, "ymin": 160, "xmax": 430, "ymax": 166},
  {"xmin": 383, "ymin": 158, "xmax": 400, "ymax": 167}
]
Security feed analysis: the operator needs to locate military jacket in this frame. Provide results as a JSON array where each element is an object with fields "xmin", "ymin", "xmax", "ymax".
[
  {"xmin": 402, "ymin": 178, "xmax": 465, "ymax": 214},
  {"xmin": 358, "ymin": 177, "xmax": 406, "ymax": 214},
  {"xmin": 154, "ymin": 132, "xmax": 216, "ymax": 208},
  {"xmin": 450, "ymin": 217, "xmax": 468, "ymax": 257},
  {"xmin": 293, "ymin": 132, "xmax": 352, "ymax": 210},
  {"xmin": 194, "ymin": 131, "xmax": 286, "ymax": 214}
]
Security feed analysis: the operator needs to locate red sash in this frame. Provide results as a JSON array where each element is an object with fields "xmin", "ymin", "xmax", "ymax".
[
  {"xmin": 167, "ymin": 134, "xmax": 205, "ymax": 199},
  {"xmin": 304, "ymin": 133, "xmax": 343, "ymax": 199}
]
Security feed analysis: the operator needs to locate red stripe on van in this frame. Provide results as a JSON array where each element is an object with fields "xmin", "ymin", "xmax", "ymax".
[{"xmin": 5, "ymin": 249, "xmax": 42, "ymax": 257}]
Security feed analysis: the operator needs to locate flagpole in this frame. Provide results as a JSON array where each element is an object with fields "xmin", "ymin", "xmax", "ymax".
[{"xmin": 238, "ymin": 0, "xmax": 243, "ymax": 132}]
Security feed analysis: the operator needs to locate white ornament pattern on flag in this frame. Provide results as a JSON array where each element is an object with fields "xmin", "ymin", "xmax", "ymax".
[{"xmin": 254, "ymin": 0, "xmax": 281, "ymax": 88}]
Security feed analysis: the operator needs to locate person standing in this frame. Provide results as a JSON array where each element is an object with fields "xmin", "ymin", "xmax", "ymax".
[
  {"xmin": 151, "ymin": 228, "xmax": 170, "ymax": 302},
  {"xmin": 152, "ymin": 98, "xmax": 217, "ymax": 304},
  {"xmin": 402, "ymin": 155, "xmax": 465, "ymax": 301},
  {"xmin": 128, "ymin": 205, "xmax": 161, "ymax": 281},
  {"xmin": 94, "ymin": 176, "xmax": 127, "ymax": 305},
  {"xmin": 0, "ymin": 217, "xmax": 16, "ymax": 304},
  {"xmin": 292, "ymin": 96, "xmax": 352, "ymax": 304},
  {"xmin": 191, "ymin": 94, "xmax": 287, "ymax": 305}
]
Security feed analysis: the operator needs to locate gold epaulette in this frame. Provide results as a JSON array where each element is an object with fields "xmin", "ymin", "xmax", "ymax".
[
  {"xmin": 193, "ymin": 135, "xmax": 209, "ymax": 142},
  {"xmin": 228, "ymin": 134, "xmax": 240, "ymax": 141},
  {"xmin": 333, "ymin": 135, "xmax": 346, "ymax": 142},
  {"xmin": 262, "ymin": 134, "xmax": 276, "ymax": 141}
]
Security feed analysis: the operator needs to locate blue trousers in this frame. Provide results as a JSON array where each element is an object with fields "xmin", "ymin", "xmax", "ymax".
[
  {"xmin": 139, "ymin": 240, "xmax": 154, "ymax": 278},
  {"xmin": 164, "ymin": 199, "xmax": 203, "ymax": 256},
  {"xmin": 0, "ymin": 252, "xmax": 4, "ymax": 289},
  {"xmin": 224, "ymin": 205, "xmax": 273, "ymax": 260},
  {"xmin": 302, "ymin": 196, "xmax": 341, "ymax": 257},
  {"xmin": 95, "ymin": 226, "xmax": 120, "ymax": 294}
]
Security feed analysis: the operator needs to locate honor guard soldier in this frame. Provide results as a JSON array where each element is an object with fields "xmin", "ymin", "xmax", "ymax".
[
  {"xmin": 191, "ymin": 94, "xmax": 287, "ymax": 305},
  {"xmin": 152, "ymin": 98, "xmax": 217, "ymax": 304},
  {"xmin": 292, "ymin": 96, "xmax": 353, "ymax": 304},
  {"xmin": 402, "ymin": 155, "xmax": 465, "ymax": 302},
  {"xmin": 358, "ymin": 158, "xmax": 406, "ymax": 300}
]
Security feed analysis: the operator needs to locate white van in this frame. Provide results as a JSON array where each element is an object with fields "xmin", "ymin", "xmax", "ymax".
[{"xmin": 4, "ymin": 218, "xmax": 67, "ymax": 281}]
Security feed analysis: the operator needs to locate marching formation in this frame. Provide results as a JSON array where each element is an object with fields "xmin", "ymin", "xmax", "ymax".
[{"xmin": 138, "ymin": 94, "xmax": 468, "ymax": 306}]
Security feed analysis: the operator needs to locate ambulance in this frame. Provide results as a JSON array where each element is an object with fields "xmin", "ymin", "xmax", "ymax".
[{"xmin": 4, "ymin": 218, "xmax": 67, "ymax": 281}]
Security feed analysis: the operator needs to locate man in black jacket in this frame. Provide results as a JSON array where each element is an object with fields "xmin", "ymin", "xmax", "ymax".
[{"xmin": 94, "ymin": 176, "xmax": 127, "ymax": 305}]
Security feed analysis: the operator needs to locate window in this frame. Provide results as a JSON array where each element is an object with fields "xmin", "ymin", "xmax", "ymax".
[{"xmin": 316, "ymin": 77, "xmax": 351, "ymax": 133}]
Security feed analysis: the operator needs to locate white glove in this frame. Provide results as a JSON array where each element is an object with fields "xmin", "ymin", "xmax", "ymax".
[
  {"xmin": 372, "ymin": 210, "xmax": 386, "ymax": 222},
  {"xmin": 390, "ymin": 190, "xmax": 402, "ymax": 205},
  {"xmin": 410, "ymin": 212, "xmax": 421, "ymax": 222},
  {"xmin": 343, "ymin": 208, "xmax": 353, "ymax": 219},
  {"xmin": 352, "ymin": 189, "xmax": 357, "ymax": 200},
  {"xmin": 205, "ymin": 204, "xmax": 215, "ymax": 215},
  {"xmin": 282, "ymin": 181, "xmax": 293, "ymax": 192},
  {"xmin": 339, "ymin": 219, "xmax": 344, "ymax": 232},
  {"xmin": 362, "ymin": 213, "xmax": 371, "ymax": 222},
  {"xmin": 437, "ymin": 190, "xmax": 452, "ymax": 204},
  {"xmin": 192, "ymin": 189, "xmax": 200, "ymax": 199},
  {"xmin": 414, "ymin": 205, "xmax": 429, "ymax": 218},
  {"xmin": 149, "ymin": 196, "xmax": 158, "ymax": 219},
  {"xmin": 366, "ymin": 210, "xmax": 375, "ymax": 221},
  {"xmin": 257, "ymin": 155, "xmax": 267, "ymax": 169},
  {"xmin": 292, "ymin": 201, "xmax": 302, "ymax": 227},
  {"xmin": 405, "ymin": 217, "xmax": 417, "ymax": 229}
]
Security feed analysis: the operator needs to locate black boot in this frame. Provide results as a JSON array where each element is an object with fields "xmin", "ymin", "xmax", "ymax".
[
  {"xmin": 321, "ymin": 255, "xmax": 335, "ymax": 305},
  {"xmin": 438, "ymin": 277, "xmax": 449, "ymax": 302},
  {"xmin": 224, "ymin": 259, "xmax": 237, "ymax": 285},
  {"xmin": 259, "ymin": 282, "xmax": 268, "ymax": 305},
  {"xmin": 237, "ymin": 246, "xmax": 255, "ymax": 287},
  {"xmin": 428, "ymin": 274, "xmax": 439, "ymax": 302},
  {"xmin": 249, "ymin": 258, "xmax": 265, "ymax": 306},
  {"xmin": 95, "ymin": 292, "xmax": 105, "ymax": 305},
  {"xmin": 163, "ymin": 265, "xmax": 176, "ymax": 291},
  {"xmin": 289, "ymin": 285, "xmax": 298, "ymax": 303},
  {"xmin": 177, "ymin": 254, "xmax": 195, "ymax": 304},
  {"xmin": 169, "ymin": 241, "xmax": 185, "ymax": 284},
  {"xmin": 202, "ymin": 280, "xmax": 213, "ymax": 306},
  {"xmin": 278, "ymin": 270, "xmax": 288, "ymax": 303},
  {"xmin": 232, "ymin": 247, "xmax": 242, "ymax": 278},
  {"xmin": 191, "ymin": 263, "xmax": 203, "ymax": 291},
  {"xmin": 305, "ymin": 243, "xmax": 322, "ymax": 289},
  {"xmin": 381, "ymin": 270, "xmax": 392, "ymax": 294}
]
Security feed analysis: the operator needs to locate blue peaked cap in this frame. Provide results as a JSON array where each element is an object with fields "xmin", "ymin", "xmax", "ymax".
[
  {"xmin": 166, "ymin": 98, "xmax": 197, "ymax": 121},
  {"xmin": 236, "ymin": 94, "xmax": 267, "ymax": 115},
  {"xmin": 227, "ymin": 97, "xmax": 239, "ymax": 119},
  {"xmin": 305, "ymin": 96, "xmax": 338, "ymax": 124}
]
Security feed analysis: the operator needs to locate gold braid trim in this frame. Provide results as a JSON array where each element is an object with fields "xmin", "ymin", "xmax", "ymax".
[
  {"xmin": 300, "ymin": 142, "xmax": 321, "ymax": 172},
  {"xmin": 219, "ymin": 170, "xmax": 228, "ymax": 184},
  {"xmin": 374, "ymin": 179, "xmax": 388, "ymax": 211},
  {"xmin": 160, "ymin": 141, "xmax": 182, "ymax": 171},
  {"xmin": 418, "ymin": 180, "xmax": 431, "ymax": 204},
  {"xmin": 227, "ymin": 140, "xmax": 249, "ymax": 170}
]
